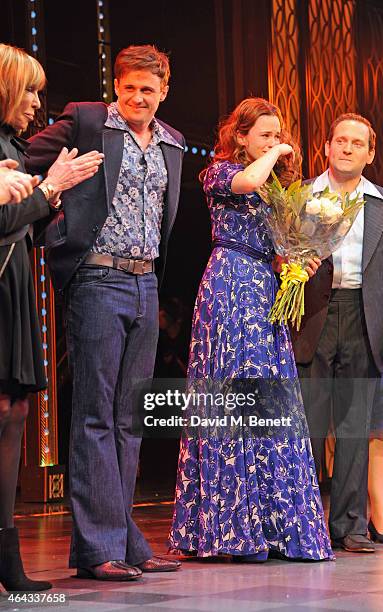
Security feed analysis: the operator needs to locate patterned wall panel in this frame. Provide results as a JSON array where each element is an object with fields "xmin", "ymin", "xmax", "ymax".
[
  {"xmin": 305, "ymin": 0, "xmax": 357, "ymax": 176},
  {"xmin": 269, "ymin": 0, "xmax": 301, "ymax": 146}
]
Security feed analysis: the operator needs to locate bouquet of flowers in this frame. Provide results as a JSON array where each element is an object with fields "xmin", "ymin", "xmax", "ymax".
[{"xmin": 260, "ymin": 171, "xmax": 364, "ymax": 330}]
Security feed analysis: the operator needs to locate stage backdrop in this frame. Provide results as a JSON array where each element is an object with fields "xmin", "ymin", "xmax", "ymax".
[{"xmin": 1, "ymin": 0, "xmax": 382, "ymax": 491}]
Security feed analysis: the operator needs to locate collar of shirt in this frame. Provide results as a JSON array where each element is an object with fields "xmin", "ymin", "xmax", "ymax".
[
  {"xmin": 105, "ymin": 102, "xmax": 182, "ymax": 149},
  {"xmin": 312, "ymin": 169, "xmax": 383, "ymax": 200}
]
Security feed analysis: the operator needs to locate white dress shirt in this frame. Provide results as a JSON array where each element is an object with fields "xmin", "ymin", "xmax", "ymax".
[{"xmin": 312, "ymin": 170, "xmax": 383, "ymax": 289}]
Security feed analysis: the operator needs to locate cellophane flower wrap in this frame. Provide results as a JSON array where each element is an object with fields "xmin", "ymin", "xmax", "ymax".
[{"xmin": 260, "ymin": 171, "xmax": 364, "ymax": 331}]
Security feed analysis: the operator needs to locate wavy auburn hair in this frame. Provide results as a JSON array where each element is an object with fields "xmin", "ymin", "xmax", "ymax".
[
  {"xmin": 0, "ymin": 43, "xmax": 46, "ymax": 127},
  {"xmin": 201, "ymin": 97, "xmax": 301, "ymax": 186}
]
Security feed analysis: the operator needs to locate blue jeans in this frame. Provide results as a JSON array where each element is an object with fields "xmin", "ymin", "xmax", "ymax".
[{"xmin": 65, "ymin": 266, "xmax": 158, "ymax": 568}]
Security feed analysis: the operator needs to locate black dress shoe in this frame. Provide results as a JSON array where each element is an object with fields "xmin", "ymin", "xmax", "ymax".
[
  {"xmin": 331, "ymin": 534, "xmax": 375, "ymax": 553},
  {"xmin": 368, "ymin": 520, "xmax": 383, "ymax": 543},
  {"xmin": 136, "ymin": 556, "xmax": 181, "ymax": 572},
  {"xmin": 77, "ymin": 560, "xmax": 142, "ymax": 581}
]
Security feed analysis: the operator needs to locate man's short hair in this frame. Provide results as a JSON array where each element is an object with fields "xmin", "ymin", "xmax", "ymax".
[
  {"xmin": 328, "ymin": 113, "xmax": 376, "ymax": 152},
  {"xmin": 114, "ymin": 45, "xmax": 170, "ymax": 87}
]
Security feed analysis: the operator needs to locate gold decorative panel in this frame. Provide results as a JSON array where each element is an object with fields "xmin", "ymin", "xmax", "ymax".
[
  {"xmin": 49, "ymin": 473, "xmax": 65, "ymax": 500},
  {"xmin": 269, "ymin": 0, "xmax": 301, "ymax": 145},
  {"xmin": 305, "ymin": 0, "xmax": 357, "ymax": 176},
  {"xmin": 269, "ymin": 0, "xmax": 358, "ymax": 178}
]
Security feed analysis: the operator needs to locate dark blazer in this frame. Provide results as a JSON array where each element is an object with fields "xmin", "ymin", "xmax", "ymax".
[
  {"xmin": 26, "ymin": 102, "xmax": 185, "ymax": 291},
  {"xmin": 291, "ymin": 182, "xmax": 383, "ymax": 374}
]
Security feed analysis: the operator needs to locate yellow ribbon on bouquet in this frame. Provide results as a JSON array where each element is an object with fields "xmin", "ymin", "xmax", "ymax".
[
  {"xmin": 269, "ymin": 262, "xmax": 309, "ymax": 331},
  {"xmin": 279, "ymin": 262, "xmax": 309, "ymax": 291}
]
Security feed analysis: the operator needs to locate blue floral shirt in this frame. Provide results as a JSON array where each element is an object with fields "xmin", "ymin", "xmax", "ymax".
[{"xmin": 92, "ymin": 102, "xmax": 179, "ymax": 260}]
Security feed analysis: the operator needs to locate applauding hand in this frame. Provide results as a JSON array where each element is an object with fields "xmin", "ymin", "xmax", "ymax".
[
  {"xmin": 42, "ymin": 147, "xmax": 104, "ymax": 198},
  {"xmin": 0, "ymin": 159, "xmax": 40, "ymax": 205}
]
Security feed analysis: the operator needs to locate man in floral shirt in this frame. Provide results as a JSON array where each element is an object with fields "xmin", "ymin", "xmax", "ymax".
[{"xmin": 27, "ymin": 45, "xmax": 184, "ymax": 580}]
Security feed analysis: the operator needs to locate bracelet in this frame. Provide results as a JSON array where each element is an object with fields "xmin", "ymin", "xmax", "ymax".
[
  {"xmin": 38, "ymin": 182, "xmax": 55, "ymax": 201},
  {"xmin": 38, "ymin": 182, "xmax": 61, "ymax": 210}
]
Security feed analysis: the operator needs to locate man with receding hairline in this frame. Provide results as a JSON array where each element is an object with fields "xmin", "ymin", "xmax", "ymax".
[
  {"xmin": 26, "ymin": 44, "xmax": 184, "ymax": 579},
  {"xmin": 291, "ymin": 113, "xmax": 383, "ymax": 553}
]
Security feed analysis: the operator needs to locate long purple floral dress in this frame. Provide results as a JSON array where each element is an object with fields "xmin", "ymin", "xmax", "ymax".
[{"xmin": 168, "ymin": 161, "xmax": 333, "ymax": 560}]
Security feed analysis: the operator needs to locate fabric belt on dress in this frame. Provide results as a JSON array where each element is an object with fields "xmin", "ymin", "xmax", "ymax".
[
  {"xmin": 84, "ymin": 253, "xmax": 154, "ymax": 275},
  {"xmin": 212, "ymin": 239, "xmax": 273, "ymax": 264}
]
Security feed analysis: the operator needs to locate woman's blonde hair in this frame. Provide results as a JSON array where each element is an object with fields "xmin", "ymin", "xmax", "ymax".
[{"xmin": 0, "ymin": 43, "xmax": 46, "ymax": 126}]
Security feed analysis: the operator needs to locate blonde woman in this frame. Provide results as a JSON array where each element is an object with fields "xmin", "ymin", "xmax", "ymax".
[{"xmin": 0, "ymin": 43, "xmax": 103, "ymax": 592}]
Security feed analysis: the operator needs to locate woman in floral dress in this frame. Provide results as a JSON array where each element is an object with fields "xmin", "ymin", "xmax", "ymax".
[{"xmin": 169, "ymin": 98, "xmax": 333, "ymax": 562}]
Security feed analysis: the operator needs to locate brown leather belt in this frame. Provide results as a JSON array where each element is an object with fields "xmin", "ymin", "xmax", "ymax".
[{"xmin": 85, "ymin": 253, "xmax": 154, "ymax": 275}]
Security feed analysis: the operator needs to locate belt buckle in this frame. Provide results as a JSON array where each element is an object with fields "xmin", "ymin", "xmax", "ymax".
[
  {"xmin": 118, "ymin": 259, "xmax": 133, "ymax": 274},
  {"xmin": 133, "ymin": 260, "xmax": 145, "ymax": 275}
]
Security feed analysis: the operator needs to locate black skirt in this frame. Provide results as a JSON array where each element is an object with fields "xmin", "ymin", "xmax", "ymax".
[{"xmin": 0, "ymin": 239, "xmax": 47, "ymax": 398}]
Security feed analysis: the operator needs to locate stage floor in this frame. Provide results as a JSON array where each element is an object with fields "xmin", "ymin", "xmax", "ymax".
[{"xmin": 1, "ymin": 500, "xmax": 383, "ymax": 612}]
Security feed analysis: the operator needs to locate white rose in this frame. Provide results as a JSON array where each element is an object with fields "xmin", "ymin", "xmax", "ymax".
[
  {"xmin": 320, "ymin": 198, "xmax": 343, "ymax": 224},
  {"xmin": 305, "ymin": 198, "xmax": 321, "ymax": 215},
  {"xmin": 319, "ymin": 197, "xmax": 333, "ymax": 209}
]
